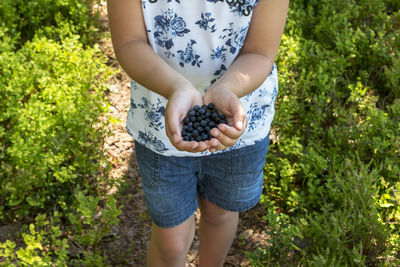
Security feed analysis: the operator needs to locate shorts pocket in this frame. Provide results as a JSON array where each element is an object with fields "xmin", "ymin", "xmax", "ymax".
[
  {"xmin": 135, "ymin": 141, "xmax": 160, "ymax": 190},
  {"xmin": 228, "ymin": 138, "xmax": 269, "ymax": 188}
]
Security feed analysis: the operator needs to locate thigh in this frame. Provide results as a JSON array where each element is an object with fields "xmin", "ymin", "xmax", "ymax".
[
  {"xmin": 198, "ymin": 135, "xmax": 270, "ymax": 212},
  {"xmin": 134, "ymin": 140, "xmax": 199, "ymax": 228}
]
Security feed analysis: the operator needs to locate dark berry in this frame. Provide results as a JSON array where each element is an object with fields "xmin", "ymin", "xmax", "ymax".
[{"xmin": 181, "ymin": 103, "xmax": 227, "ymax": 143}]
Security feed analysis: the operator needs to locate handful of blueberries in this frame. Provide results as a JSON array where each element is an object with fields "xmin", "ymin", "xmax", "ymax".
[{"xmin": 181, "ymin": 103, "xmax": 227, "ymax": 142}]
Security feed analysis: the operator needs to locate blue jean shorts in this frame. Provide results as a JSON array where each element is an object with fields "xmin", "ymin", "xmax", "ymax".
[{"xmin": 134, "ymin": 135, "xmax": 270, "ymax": 228}]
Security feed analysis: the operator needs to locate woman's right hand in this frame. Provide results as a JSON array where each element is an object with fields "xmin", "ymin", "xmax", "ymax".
[{"xmin": 165, "ymin": 85, "xmax": 212, "ymax": 153}]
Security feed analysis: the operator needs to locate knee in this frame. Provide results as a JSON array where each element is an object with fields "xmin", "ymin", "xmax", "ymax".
[
  {"xmin": 200, "ymin": 200, "xmax": 238, "ymax": 226},
  {"xmin": 202, "ymin": 209, "xmax": 237, "ymax": 227},
  {"xmin": 156, "ymin": 239, "xmax": 188, "ymax": 262}
]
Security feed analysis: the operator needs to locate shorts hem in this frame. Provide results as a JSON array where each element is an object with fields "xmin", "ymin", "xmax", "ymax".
[
  {"xmin": 149, "ymin": 197, "xmax": 199, "ymax": 228},
  {"xmin": 201, "ymin": 190, "xmax": 262, "ymax": 213}
]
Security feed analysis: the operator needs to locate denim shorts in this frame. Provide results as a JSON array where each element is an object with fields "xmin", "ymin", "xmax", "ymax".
[{"xmin": 134, "ymin": 135, "xmax": 270, "ymax": 228}]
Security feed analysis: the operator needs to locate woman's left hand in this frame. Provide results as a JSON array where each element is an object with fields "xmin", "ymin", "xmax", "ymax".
[{"xmin": 203, "ymin": 86, "xmax": 247, "ymax": 152}]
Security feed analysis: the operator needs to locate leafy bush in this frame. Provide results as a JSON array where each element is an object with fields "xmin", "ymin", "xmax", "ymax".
[
  {"xmin": 0, "ymin": 0, "xmax": 121, "ymax": 265},
  {"xmin": 0, "ymin": 34, "xmax": 114, "ymax": 221},
  {"xmin": 0, "ymin": 30, "xmax": 121, "ymax": 265},
  {"xmin": 249, "ymin": 0, "xmax": 400, "ymax": 265},
  {"xmin": 0, "ymin": 0, "xmax": 101, "ymax": 46},
  {"xmin": 0, "ymin": 192, "xmax": 122, "ymax": 266}
]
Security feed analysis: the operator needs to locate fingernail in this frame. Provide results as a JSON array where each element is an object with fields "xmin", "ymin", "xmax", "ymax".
[
  {"xmin": 236, "ymin": 121, "xmax": 243, "ymax": 130},
  {"xmin": 213, "ymin": 130, "xmax": 219, "ymax": 137}
]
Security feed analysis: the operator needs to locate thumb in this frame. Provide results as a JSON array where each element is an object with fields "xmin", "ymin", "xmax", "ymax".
[
  {"xmin": 165, "ymin": 106, "xmax": 181, "ymax": 144},
  {"xmin": 230, "ymin": 98, "xmax": 246, "ymax": 131}
]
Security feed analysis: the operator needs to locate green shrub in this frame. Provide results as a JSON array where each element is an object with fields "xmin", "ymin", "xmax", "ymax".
[
  {"xmin": 0, "ymin": 191, "xmax": 122, "ymax": 266},
  {"xmin": 0, "ymin": 1, "xmax": 122, "ymax": 265},
  {"xmin": 0, "ymin": 34, "xmax": 113, "ymax": 221},
  {"xmin": 250, "ymin": 0, "xmax": 400, "ymax": 265},
  {"xmin": 0, "ymin": 33, "xmax": 122, "ymax": 264},
  {"xmin": 0, "ymin": 0, "xmax": 101, "ymax": 46}
]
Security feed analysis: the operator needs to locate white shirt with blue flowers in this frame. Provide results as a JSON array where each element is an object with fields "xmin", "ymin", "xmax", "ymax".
[{"xmin": 126, "ymin": 0, "xmax": 278, "ymax": 157}]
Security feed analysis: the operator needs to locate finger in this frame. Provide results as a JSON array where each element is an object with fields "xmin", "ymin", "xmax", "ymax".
[
  {"xmin": 217, "ymin": 123, "xmax": 244, "ymax": 140},
  {"xmin": 209, "ymin": 138, "xmax": 227, "ymax": 152},
  {"xmin": 210, "ymin": 128, "xmax": 237, "ymax": 147},
  {"xmin": 166, "ymin": 110, "xmax": 181, "ymax": 138},
  {"xmin": 174, "ymin": 140, "xmax": 198, "ymax": 152},
  {"xmin": 175, "ymin": 140, "xmax": 211, "ymax": 153},
  {"xmin": 230, "ymin": 99, "xmax": 247, "ymax": 131},
  {"xmin": 165, "ymin": 118, "xmax": 183, "ymax": 149}
]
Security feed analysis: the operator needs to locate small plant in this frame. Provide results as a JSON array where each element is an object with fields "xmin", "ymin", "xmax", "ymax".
[{"xmin": 246, "ymin": 0, "xmax": 400, "ymax": 265}]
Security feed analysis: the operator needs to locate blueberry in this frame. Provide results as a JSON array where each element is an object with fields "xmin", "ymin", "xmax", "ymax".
[
  {"xmin": 181, "ymin": 102, "xmax": 226, "ymax": 142},
  {"xmin": 183, "ymin": 136, "xmax": 190, "ymax": 141}
]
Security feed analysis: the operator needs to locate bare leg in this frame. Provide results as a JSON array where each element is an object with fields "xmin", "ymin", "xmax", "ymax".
[
  {"xmin": 146, "ymin": 214, "xmax": 195, "ymax": 267},
  {"xmin": 198, "ymin": 197, "xmax": 239, "ymax": 267}
]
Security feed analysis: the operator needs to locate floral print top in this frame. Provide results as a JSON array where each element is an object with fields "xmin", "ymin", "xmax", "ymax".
[{"xmin": 126, "ymin": 0, "xmax": 278, "ymax": 156}]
